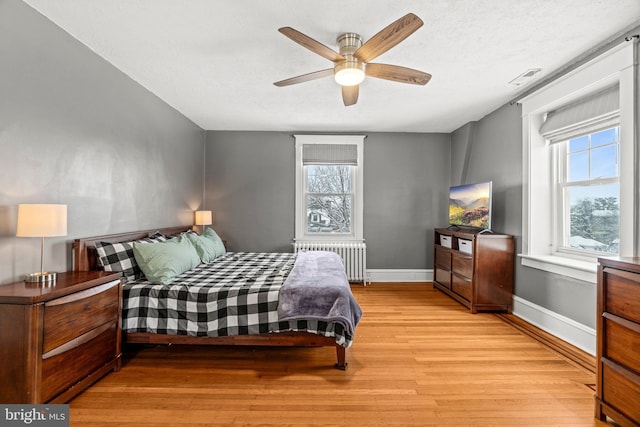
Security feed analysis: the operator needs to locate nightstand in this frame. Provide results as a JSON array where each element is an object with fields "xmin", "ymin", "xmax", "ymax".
[{"xmin": 0, "ymin": 271, "xmax": 122, "ymax": 403}]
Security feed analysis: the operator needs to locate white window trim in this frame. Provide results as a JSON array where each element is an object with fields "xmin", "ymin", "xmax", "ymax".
[
  {"xmin": 519, "ymin": 42, "xmax": 636, "ymax": 284},
  {"xmin": 294, "ymin": 134, "xmax": 365, "ymax": 242}
]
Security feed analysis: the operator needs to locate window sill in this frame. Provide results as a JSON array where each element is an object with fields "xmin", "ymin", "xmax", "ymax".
[{"xmin": 518, "ymin": 254, "xmax": 597, "ymax": 284}]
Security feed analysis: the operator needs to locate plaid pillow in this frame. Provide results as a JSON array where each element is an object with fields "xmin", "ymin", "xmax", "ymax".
[
  {"xmin": 96, "ymin": 232, "xmax": 168, "ymax": 281},
  {"xmin": 144, "ymin": 231, "xmax": 168, "ymax": 242},
  {"xmin": 96, "ymin": 241, "xmax": 139, "ymax": 281}
]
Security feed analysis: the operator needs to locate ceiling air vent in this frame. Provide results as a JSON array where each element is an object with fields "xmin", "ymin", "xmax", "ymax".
[{"xmin": 509, "ymin": 68, "xmax": 542, "ymax": 86}]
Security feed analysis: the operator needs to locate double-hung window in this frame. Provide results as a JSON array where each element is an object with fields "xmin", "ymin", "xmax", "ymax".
[
  {"xmin": 294, "ymin": 135, "xmax": 364, "ymax": 242},
  {"xmin": 558, "ymin": 126, "xmax": 620, "ymax": 256},
  {"xmin": 520, "ymin": 42, "xmax": 636, "ymax": 282},
  {"xmin": 540, "ymin": 85, "xmax": 621, "ymax": 259}
]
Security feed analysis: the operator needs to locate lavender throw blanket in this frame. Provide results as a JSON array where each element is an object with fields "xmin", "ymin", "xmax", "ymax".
[{"xmin": 278, "ymin": 251, "xmax": 362, "ymax": 342}]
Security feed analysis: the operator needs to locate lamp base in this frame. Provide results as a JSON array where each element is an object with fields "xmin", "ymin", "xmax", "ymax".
[{"xmin": 25, "ymin": 271, "xmax": 57, "ymax": 283}]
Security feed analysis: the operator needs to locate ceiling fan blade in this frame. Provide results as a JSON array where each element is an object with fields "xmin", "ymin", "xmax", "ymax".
[
  {"xmin": 274, "ymin": 68, "xmax": 334, "ymax": 87},
  {"xmin": 366, "ymin": 63, "xmax": 431, "ymax": 85},
  {"xmin": 342, "ymin": 85, "xmax": 359, "ymax": 106},
  {"xmin": 354, "ymin": 13, "xmax": 423, "ymax": 63},
  {"xmin": 278, "ymin": 27, "xmax": 345, "ymax": 62}
]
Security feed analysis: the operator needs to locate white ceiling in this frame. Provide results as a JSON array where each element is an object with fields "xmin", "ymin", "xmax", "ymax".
[{"xmin": 23, "ymin": 0, "xmax": 640, "ymax": 133}]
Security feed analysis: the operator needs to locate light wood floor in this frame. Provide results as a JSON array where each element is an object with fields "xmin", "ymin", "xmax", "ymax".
[{"xmin": 69, "ymin": 283, "xmax": 610, "ymax": 426}]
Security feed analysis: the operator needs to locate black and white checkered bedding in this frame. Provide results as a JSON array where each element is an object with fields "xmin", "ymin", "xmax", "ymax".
[{"xmin": 123, "ymin": 252, "xmax": 352, "ymax": 347}]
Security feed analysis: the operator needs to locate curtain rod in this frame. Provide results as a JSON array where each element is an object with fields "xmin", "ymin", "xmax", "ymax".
[{"xmin": 290, "ymin": 134, "xmax": 368, "ymax": 138}]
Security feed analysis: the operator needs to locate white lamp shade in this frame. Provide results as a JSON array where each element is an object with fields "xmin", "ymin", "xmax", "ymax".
[
  {"xmin": 16, "ymin": 204, "xmax": 67, "ymax": 237},
  {"xmin": 194, "ymin": 210, "xmax": 212, "ymax": 226}
]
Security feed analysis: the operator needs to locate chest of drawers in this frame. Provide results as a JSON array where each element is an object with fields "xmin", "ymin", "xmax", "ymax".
[
  {"xmin": 595, "ymin": 257, "xmax": 640, "ymax": 426},
  {"xmin": 0, "ymin": 271, "xmax": 122, "ymax": 403},
  {"xmin": 433, "ymin": 228, "xmax": 514, "ymax": 313}
]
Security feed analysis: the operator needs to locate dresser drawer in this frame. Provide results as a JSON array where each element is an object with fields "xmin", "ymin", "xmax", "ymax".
[
  {"xmin": 435, "ymin": 267, "xmax": 451, "ymax": 289},
  {"xmin": 43, "ymin": 280, "xmax": 120, "ymax": 354},
  {"xmin": 601, "ymin": 361, "xmax": 640, "ymax": 422},
  {"xmin": 604, "ymin": 316, "xmax": 640, "ymax": 375},
  {"xmin": 452, "ymin": 253, "xmax": 473, "ymax": 278},
  {"xmin": 603, "ymin": 268, "xmax": 640, "ymax": 324},
  {"xmin": 41, "ymin": 322, "xmax": 118, "ymax": 402},
  {"xmin": 452, "ymin": 273, "xmax": 472, "ymax": 301},
  {"xmin": 435, "ymin": 246, "xmax": 451, "ymax": 269}
]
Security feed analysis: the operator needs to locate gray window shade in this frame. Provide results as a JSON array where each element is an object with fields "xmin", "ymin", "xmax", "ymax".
[
  {"xmin": 539, "ymin": 85, "xmax": 619, "ymax": 144},
  {"xmin": 302, "ymin": 144, "xmax": 358, "ymax": 165}
]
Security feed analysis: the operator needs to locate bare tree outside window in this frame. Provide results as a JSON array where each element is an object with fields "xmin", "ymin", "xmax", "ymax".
[
  {"xmin": 569, "ymin": 194, "xmax": 620, "ymax": 253},
  {"xmin": 306, "ymin": 165, "xmax": 352, "ymax": 233},
  {"xmin": 563, "ymin": 127, "xmax": 620, "ymax": 254}
]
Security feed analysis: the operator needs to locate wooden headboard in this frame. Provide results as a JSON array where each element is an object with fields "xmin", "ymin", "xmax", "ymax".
[{"xmin": 72, "ymin": 225, "xmax": 191, "ymax": 272}]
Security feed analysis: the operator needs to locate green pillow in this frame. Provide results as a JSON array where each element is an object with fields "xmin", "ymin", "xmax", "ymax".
[
  {"xmin": 203, "ymin": 227, "xmax": 226, "ymax": 258},
  {"xmin": 133, "ymin": 235, "xmax": 201, "ymax": 285},
  {"xmin": 185, "ymin": 232, "xmax": 218, "ymax": 263}
]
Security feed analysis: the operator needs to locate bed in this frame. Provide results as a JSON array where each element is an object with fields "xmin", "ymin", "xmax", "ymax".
[{"xmin": 72, "ymin": 226, "xmax": 361, "ymax": 369}]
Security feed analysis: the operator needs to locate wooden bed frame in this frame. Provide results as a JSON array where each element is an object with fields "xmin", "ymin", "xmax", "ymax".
[{"xmin": 72, "ymin": 226, "xmax": 347, "ymax": 369}]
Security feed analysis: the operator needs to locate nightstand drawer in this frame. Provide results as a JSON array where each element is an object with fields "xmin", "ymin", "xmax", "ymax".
[
  {"xmin": 41, "ymin": 322, "xmax": 118, "ymax": 402},
  {"xmin": 604, "ymin": 267, "xmax": 640, "ymax": 324},
  {"xmin": 43, "ymin": 280, "xmax": 120, "ymax": 353}
]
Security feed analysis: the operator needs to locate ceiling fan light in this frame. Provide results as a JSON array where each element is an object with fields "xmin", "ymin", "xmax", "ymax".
[{"xmin": 334, "ymin": 60, "xmax": 365, "ymax": 86}]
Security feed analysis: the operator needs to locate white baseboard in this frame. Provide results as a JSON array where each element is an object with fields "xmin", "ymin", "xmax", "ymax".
[
  {"xmin": 366, "ymin": 269, "xmax": 433, "ymax": 283},
  {"xmin": 512, "ymin": 295, "xmax": 596, "ymax": 355}
]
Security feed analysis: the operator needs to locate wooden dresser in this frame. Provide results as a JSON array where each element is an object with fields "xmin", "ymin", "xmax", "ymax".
[
  {"xmin": 0, "ymin": 271, "xmax": 122, "ymax": 403},
  {"xmin": 433, "ymin": 228, "xmax": 514, "ymax": 313},
  {"xmin": 595, "ymin": 257, "xmax": 640, "ymax": 426}
]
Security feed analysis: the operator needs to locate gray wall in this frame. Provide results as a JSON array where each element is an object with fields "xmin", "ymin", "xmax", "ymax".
[
  {"xmin": 450, "ymin": 122, "xmax": 475, "ymax": 186},
  {"xmin": 205, "ymin": 131, "xmax": 450, "ymax": 269},
  {"xmin": 363, "ymin": 133, "xmax": 450, "ymax": 269},
  {"xmin": 204, "ymin": 131, "xmax": 294, "ymax": 253},
  {"xmin": 451, "ymin": 103, "xmax": 596, "ymax": 328},
  {"xmin": 0, "ymin": 0, "xmax": 205, "ymax": 284}
]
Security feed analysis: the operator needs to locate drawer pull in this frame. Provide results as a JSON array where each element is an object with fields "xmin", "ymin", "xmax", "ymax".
[
  {"xmin": 45, "ymin": 280, "xmax": 120, "ymax": 307},
  {"xmin": 42, "ymin": 322, "xmax": 115, "ymax": 360}
]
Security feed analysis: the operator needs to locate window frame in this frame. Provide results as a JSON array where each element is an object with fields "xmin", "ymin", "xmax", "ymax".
[
  {"xmin": 294, "ymin": 135, "xmax": 365, "ymax": 242},
  {"xmin": 519, "ymin": 42, "xmax": 636, "ymax": 284}
]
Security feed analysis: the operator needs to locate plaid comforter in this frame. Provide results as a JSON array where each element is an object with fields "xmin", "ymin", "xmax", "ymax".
[{"xmin": 123, "ymin": 252, "xmax": 352, "ymax": 347}]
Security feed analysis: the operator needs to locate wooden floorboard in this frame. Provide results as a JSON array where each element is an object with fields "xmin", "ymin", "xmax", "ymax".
[
  {"xmin": 69, "ymin": 283, "xmax": 610, "ymax": 426},
  {"xmin": 494, "ymin": 312, "xmax": 597, "ymax": 376}
]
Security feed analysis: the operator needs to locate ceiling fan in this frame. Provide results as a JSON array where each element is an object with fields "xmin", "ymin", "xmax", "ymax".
[{"xmin": 274, "ymin": 13, "xmax": 431, "ymax": 107}]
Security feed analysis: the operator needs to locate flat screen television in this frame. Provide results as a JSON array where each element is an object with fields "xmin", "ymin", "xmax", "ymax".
[{"xmin": 448, "ymin": 181, "xmax": 492, "ymax": 230}]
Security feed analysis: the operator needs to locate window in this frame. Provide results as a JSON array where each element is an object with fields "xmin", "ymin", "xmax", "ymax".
[
  {"xmin": 558, "ymin": 127, "xmax": 620, "ymax": 256},
  {"xmin": 294, "ymin": 135, "xmax": 364, "ymax": 242},
  {"xmin": 306, "ymin": 164, "xmax": 353, "ymax": 234},
  {"xmin": 520, "ymin": 42, "xmax": 635, "ymax": 283}
]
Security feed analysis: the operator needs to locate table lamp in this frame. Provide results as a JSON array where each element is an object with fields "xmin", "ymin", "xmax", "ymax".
[
  {"xmin": 16, "ymin": 204, "xmax": 67, "ymax": 283},
  {"xmin": 194, "ymin": 210, "xmax": 212, "ymax": 234}
]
